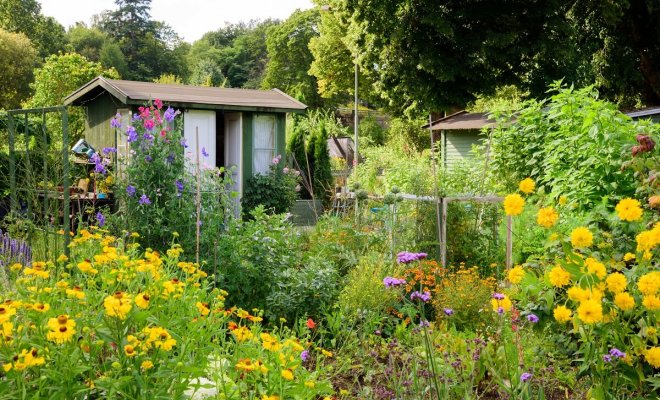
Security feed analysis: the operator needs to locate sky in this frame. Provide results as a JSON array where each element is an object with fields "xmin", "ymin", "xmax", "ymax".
[{"xmin": 40, "ymin": 0, "xmax": 314, "ymax": 43}]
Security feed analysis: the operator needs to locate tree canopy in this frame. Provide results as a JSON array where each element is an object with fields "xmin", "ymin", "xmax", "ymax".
[{"xmin": 0, "ymin": 28, "xmax": 38, "ymax": 109}]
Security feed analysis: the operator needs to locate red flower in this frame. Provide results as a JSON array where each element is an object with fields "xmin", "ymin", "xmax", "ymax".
[{"xmin": 306, "ymin": 318, "xmax": 316, "ymax": 329}]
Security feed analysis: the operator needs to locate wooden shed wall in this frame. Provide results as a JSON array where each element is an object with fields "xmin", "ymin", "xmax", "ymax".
[
  {"xmin": 443, "ymin": 129, "xmax": 484, "ymax": 169},
  {"xmin": 84, "ymin": 92, "xmax": 121, "ymax": 150}
]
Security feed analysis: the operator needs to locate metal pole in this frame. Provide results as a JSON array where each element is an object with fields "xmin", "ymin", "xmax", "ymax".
[
  {"xmin": 353, "ymin": 56, "xmax": 358, "ymax": 169},
  {"xmin": 428, "ymin": 114, "xmax": 443, "ymax": 261},
  {"xmin": 42, "ymin": 112, "xmax": 50, "ymax": 259},
  {"xmin": 62, "ymin": 109, "xmax": 71, "ymax": 256},
  {"xmin": 7, "ymin": 115, "xmax": 17, "ymax": 213}
]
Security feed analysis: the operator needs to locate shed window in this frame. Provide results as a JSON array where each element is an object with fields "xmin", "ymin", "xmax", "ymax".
[{"xmin": 253, "ymin": 115, "xmax": 276, "ymax": 175}]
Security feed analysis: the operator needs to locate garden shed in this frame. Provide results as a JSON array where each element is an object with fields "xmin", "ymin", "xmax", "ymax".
[
  {"xmin": 423, "ymin": 111, "xmax": 494, "ymax": 170},
  {"xmin": 64, "ymin": 76, "xmax": 307, "ymax": 197}
]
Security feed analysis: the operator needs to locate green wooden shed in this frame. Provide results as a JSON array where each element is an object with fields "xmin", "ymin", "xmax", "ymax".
[
  {"xmin": 423, "ymin": 111, "xmax": 494, "ymax": 170},
  {"xmin": 64, "ymin": 77, "xmax": 307, "ymax": 199}
]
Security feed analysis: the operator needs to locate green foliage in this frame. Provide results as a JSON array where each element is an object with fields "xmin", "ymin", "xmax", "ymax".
[
  {"xmin": 0, "ymin": 28, "xmax": 38, "ymax": 109},
  {"xmin": 311, "ymin": 123, "xmax": 333, "ymax": 203},
  {"xmin": 188, "ymin": 58, "xmax": 226, "ymax": 87},
  {"xmin": 26, "ymin": 53, "xmax": 119, "ymax": 139},
  {"xmin": 337, "ymin": 253, "xmax": 400, "ymax": 323},
  {"xmin": 242, "ymin": 159, "xmax": 300, "ymax": 216},
  {"xmin": 262, "ymin": 9, "xmax": 322, "ymax": 107},
  {"xmin": 358, "ymin": 114, "xmax": 388, "ymax": 146},
  {"xmin": 490, "ymin": 83, "xmax": 651, "ymax": 209},
  {"xmin": 0, "ymin": 0, "xmax": 67, "ymax": 57}
]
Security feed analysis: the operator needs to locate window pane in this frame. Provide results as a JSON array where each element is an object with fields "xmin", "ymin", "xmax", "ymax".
[
  {"xmin": 253, "ymin": 115, "xmax": 275, "ymax": 148},
  {"xmin": 253, "ymin": 149, "xmax": 274, "ymax": 175}
]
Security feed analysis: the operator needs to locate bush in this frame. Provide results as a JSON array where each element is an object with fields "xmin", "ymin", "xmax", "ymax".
[{"xmin": 242, "ymin": 156, "xmax": 300, "ymax": 216}]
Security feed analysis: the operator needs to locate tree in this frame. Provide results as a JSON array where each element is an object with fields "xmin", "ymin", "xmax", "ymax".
[
  {"xmin": 0, "ymin": 28, "xmax": 38, "ymax": 109},
  {"xmin": 262, "ymin": 9, "xmax": 322, "ymax": 107},
  {"xmin": 26, "ymin": 53, "xmax": 119, "ymax": 137},
  {"xmin": 0, "ymin": 0, "xmax": 67, "ymax": 57},
  {"xmin": 68, "ymin": 24, "xmax": 107, "ymax": 61},
  {"xmin": 189, "ymin": 58, "xmax": 226, "ymax": 87}
]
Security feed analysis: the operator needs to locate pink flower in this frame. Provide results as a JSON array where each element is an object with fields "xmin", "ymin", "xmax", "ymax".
[
  {"xmin": 154, "ymin": 99, "xmax": 163, "ymax": 110},
  {"xmin": 295, "ymin": 185, "xmax": 301, "ymax": 192},
  {"xmin": 143, "ymin": 119, "xmax": 155, "ymax": 131},
  {"xmin": 283, "ymin": 167, "xmax": 289, "ymax": 173}
]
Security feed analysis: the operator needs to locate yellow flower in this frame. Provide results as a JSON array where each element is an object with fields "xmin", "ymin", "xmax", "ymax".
[
  {"xmin": 57, "ymin": 254, "xmax": 68, "ymax": 263},
  {"xmin": 558, "ymin": 196, "xmax": 568, "ymax": 205},
  {"xmin": 142, "ymin": 326, "xmax": 176, "ymax": 351},
  {"xmin": 614, "ymin": 292, "xmax": 635, "ymax": 311},
  {"xmin": 553, "ymin": 305, "xmax": 572, "ymax": 322},
  {"xmin": 623, "ymin": 252, "xmax": 636, "ymax": 262},
  {"xmin": 321, "ymin": 349, "xmax": 333, "ymax": 357},
  {"xmin": 642, "ymin": 295, "xmax": 660, "ymax": 310},
  {"xmin": 570, "ymin": 227, "xmax": 593, "ymax": 249},
  {"xmin": 490, "ymin": 295, "xmax": 513, "ymax": 313},
  {"xmin": 549, "ymin": 266, "xmax": 571, "ymax": 287},
  {"xmin": 507, "ymin": 265, "xmax": 525, "ymax": 284},
  {"xmin": 304, "ymin": 381, "xmax": 316, "ymax": 388},
  {"xmin": 577, "ymin": 299, "xmax": 603, "ymax": 324},
  {"xmin": 503, "ymin": 194, "xmax": 525, "ymax": 216},
  {"xmin": 644, "ymin": 347, "xmax": 660, "ymax": 368},
  {"xmin": 615, "ymin": 198, "xmax": 643, "ymax": 222},
  {"xmin": 518, "ymin": 178, "xmax": 535, "ymax": 194},
  {"xmin": 46, "ymin": 315, "xmax": 77, "ymax": 344},
  {"xmin": 124, "ymin": 345, "xmax": 137, "ymax": 357},
  {"xmin": 32, "ymin": 303, "xmax": 50, "ymax": 313},
  {"xmin": 638, "ymin": 272, "xmax": 660, "ymax": 295},
  {"xmin": 66, "ymin": 287, "xmax": 85, "ymax": 299},
  {"xmin": 636, "ymin": 225, "xmax": 660, "ymax": 252},
  {"xmin": 232, "ymin": 326, "xmax": 253, "ymax": 342},
  {"xmin": 605, "ymin": 273, "xmax": 627, "ymax": 293},
  {"xmin": 281, "ymin": 369, "xmax": 294, "ymax": 381},
  {"xmin": 103, "ymin": 292, "xmax": 132, "ymax": 320},
  {"xmin": 536, "ymin": 206, "xmax": 558, "ymax": 228},
  {"xmin": 135, "ymin": 293, "xmax": 150, "ymax": 309},
  {"xmin": 236, "ymin": 358, "xmax": 257, "ymax": 372},
  {"xmin": 141, "ymin": 360, "xmax": 154, "ymax": 370},
  {"xmin": 196, "ymin": 302, "xmax": 210, "ymax": 316},
  {"xmin": 77, "ymin": 260, "xmax": 98, "ymax": 274},
  {"xmin": 646, "ymin": 327, "xmax": 657, "ymax": 337},
  {"xmin": 260, "ymin": 333, "xmax": 282, "ymax": 352},
  {"xmin": 585, "ymin": 258, "xmax": 606, "ymax": 279},
  {"xmin": 24, "ymin": 262, "xmax": 49, "ymax": 279},
  {"xmin": 0, "ymin": 305, "xmax": 16, "ymax": 324},
  {"xmin": 10, "ymin": 263, "xmax": 22, "ymax": 272},
  {"xmin": 262, "ymin": 395, "xmax": 280, "ymax": 400}
]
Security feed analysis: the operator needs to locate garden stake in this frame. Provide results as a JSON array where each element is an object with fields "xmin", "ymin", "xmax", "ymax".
[{"xmin": 195, "ymin": 129, "xmax": 201, "ymax": 264}]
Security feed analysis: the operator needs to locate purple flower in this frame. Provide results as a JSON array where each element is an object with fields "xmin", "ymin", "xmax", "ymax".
[
  {"xmin": 396, "ymin": 251, "xmax": 428, "ymax": 264},
  {"xmin": 272, "ymin": 154, "xmax": 282, "ymax": 164},
  {"xmin": 132, "ymin": 113, "xmax": 142, "ymax": 122},
  {"xmin": 139, "ymin": 194, "xmax": 151, "ymax": 205},
  {"xmin": 609, "ymin": 348, "xmax": 625, "ymax": 358},
  {"xmin": 142, "ymin": 132, "xmax": 154, "ymax": 141},
  {"xmin": 164, "ymin": 106, "xmax": 179, "ymax": 122},
  {"xmin": 419, "ymin": 320, "xmax": 430, "ymax": 327},
  {"xmin": 102, "ymin": 147, "xmax": 117, "ymax": 155},
  {"xmin": 492, "ymin": 293, "xmax": 505, "ymax": 300},
  {"xmin": 300, "ymin": 350, "xmax": 309, "ymax": 361},
  {"xmin": 180, "ymin": 138, "xmax": 188, "ymax": 148},
  {"xmin": 175, "ymin": 180, "xmax": 184, "ymax": 197},
  {"xmin": 96, "ymin": 212, "xmax": 105, "ymax": 227},
  {"xmin": 497, "ymin": 307, "xmax": 505, "ymax": 315},
  {"xmin": 126, "ymin": 185, "xmax": 136, "ymax": 197},
  {"xmin": 603, "ymin": 354, "xmax": 612, "ymax": 362},
  {"xmin": 110, "ymin": 113, "xmax": 122, "ymax": 128},
  {"xmin": 145, "ymin": 155, "xmax": 153, "ymax": 162},
  {"xmin": 126, "ymin": 126, "xmax": 138, "ymax": 143},
  {"xmin": 383, "ymin": 276, "xmax": 406, "ymax": 288},
  {"xmin": 166, "ymin": 153, "xmax": 175, "ymax": 164},
  {"xmin": 410, "ymin": 291, "xmax": 431, "ymax": 302},
  {"xmin": 443, "ymin": 308, "xmax": 454, "ymax": 316},
  {"xmin": 520, "ymin": 372, "xmax": 532, "ymax": 382},
  {"xmin": 202, "ymin": 147, "xmax": 209, "ymax": 157},
  {"xmin": 527, "ymin": 314, "xmax": 539, "ymax": 323}
]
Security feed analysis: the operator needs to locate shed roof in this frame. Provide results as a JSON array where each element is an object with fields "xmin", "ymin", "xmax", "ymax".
[
  {"xmin": 423, "ymin": 111, "xmax": 494, "ymax": 131},
  {"xmin": 64, "ymin": 76, "xmax": 307, "ymax": 113},
  {"xmin": 625, "ymin": 106, "xmax": 660, "ymax": 119}
]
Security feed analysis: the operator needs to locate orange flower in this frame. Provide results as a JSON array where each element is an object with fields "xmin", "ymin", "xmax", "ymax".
[{"xmin": 306, "ymin": 318, "xmax": 316, "ymax": 329}]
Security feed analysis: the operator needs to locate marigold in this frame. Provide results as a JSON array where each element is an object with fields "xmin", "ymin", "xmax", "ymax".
[
  {"xmin": 262, "ymin": 395, "xmax": 280, "ymax": 400},
  {"xmin": 549, "ymin": 266, "xmax": 571, "ymax": 287},
  {"xmin": 124, "ymin": 345, "xmax": 137, "ymax": 357},
  {"xmin": 638, "ymin": 272, "xmax": 660, "ymax": 295},
  {"xmin": 614, "ymin": 292, "xmax": 635, "ymax": 311},
  {"xmin": 615, "ymin": 198, "xmax": 643, "ymax": 222},
  {"xmin": 570, "ymin": 227, "xmax": 593, "ymax": 249},
  {"xmin": 605, "ymin": 273, "xmax": 627, "ymax": 294},
  {"xmin": 236, "ymin": 358, "xmax": 257, "ymax": 372},
  {"xmin": 553, "ymin": 305, "xmax": 572, "ymax": 322},
  {"xmin": 642, "ymin": 295, "xmax": 660, "ymax": 310},
  {"xmin": 503, "ymin": 194, "xmax": 525, "ymax": 216},
  {"xmin": 32, "ymin": 303, "xmax": 50, "ymax": 313},
  {"xmin": 536, "ymin": 207, "xmax": 558, "ymax": 228},
  {"xmin": 77, "ymin": 260, "xmax": 98, "ymax": 274},
  {"xmin": 645, "ymin": 347, "xmax": 660, "ymax": 369},
  {"xmin": 585, "ymin": 258, "xmax": 606, "ymax": 279},
  {"xmin": 577, "ymin": 299, "xmax": 603, "ymax": 324},
  {"xmin": 507, "ymin": 265, "xmax": 525, "ymax": 284},
  {"xmin": 518, "ymin": 178, "xmax": 535, "ymax": 194}
]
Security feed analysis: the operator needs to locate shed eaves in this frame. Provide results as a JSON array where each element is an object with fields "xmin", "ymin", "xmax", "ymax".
[
  {"xmin": 423, "ymin": 111, "xmax": 494, "ymax": 131},
  {"xmin": 64, "ymin": 76, "xmax": 307, "ymax": 112}
]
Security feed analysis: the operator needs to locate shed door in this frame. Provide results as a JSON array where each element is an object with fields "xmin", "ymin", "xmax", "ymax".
[
  {"xmin": 183, "ymin": 110, "xmax": 216, "ymax": 170},
  {"xmin": 224, "ymin": 112, "xmax": 242, "ymax": 199}
]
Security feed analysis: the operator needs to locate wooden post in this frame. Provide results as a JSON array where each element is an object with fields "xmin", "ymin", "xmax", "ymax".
[
  {"xmin": 195, "ymin": 129, "xmax": 201, "ymax": 265},
  {"xmin": 506, "ymin": 215, "xmax": 513, "ymax": 269},
  {"xmin": 440, "ymin": 198, "xmax": 447, "ymax": 267}
]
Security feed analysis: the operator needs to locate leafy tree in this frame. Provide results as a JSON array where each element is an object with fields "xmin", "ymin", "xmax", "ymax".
[
  {"xmin": 67, "ymin": 24, "xmax": 108, "ymax": 61},
  {"xmin": 0, "ymin": 28, "xmax": 38, "ymax": 109},
  {"xmin": 189, "ymin": 58, "xmax": 226, "ymax": 87},
  {"xmin": 311, "ymin": 122, "xmax": 333, "ymax": 204},
  {"xmin": 262, "ymin": 9, "xmax": 322, "ymax": 107},
  {"xmin": 153, "ymin": 73, "xmax": 183, "ymax": 84},
  {"xmin": 99, "ymin": 42, "xmax": 128, "ymax": 77},
  {"xmin": 26, "ymin": 53, "xmax": 119, "ymax": 138},
  {"xmin": 0, "ymin": 0, "xmax": 67, "ymax": 57}
]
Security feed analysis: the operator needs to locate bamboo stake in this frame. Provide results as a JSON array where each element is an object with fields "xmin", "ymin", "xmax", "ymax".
[
  {"xmin": 428, "ymin": 114, "xmax": 443, "ymax": 261},
  {"xmin": 195, "ymin": 129, "xmax": 201, "ymax": 265}
]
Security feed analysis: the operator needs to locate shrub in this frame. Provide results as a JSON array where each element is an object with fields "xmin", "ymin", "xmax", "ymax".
[{"xmin": 242, "ymin": 155, "xmax": 300, "ymax": 216}]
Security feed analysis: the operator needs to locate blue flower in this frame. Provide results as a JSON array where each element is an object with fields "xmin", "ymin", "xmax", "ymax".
[
  {"xmin": 110, "ymin": 113, "xmax": 122, "ymax": 128},
  {"xmin": 520, "ymin": 372, "xmax": 532, "ymax": 382},
  {"xmin": 102, "ymin": 147, "xmax": 117, "ymax": 155},
  {"xmin": 126, "ymin": 185, "xmax": 136, "ymax": 197},
  {"xmin": 126, "ymin": 126, "xmax": 138, "ymax": 143},
  {"xmin": 175, "ymin": 180, "xmax": 184, "ymax": 196},
  {"xmin": 139, "ymin": 194, "xmax": 151, "ymax": 205},
  {"xmin": 443, "ymin": 308, "xmax": 454, "ymax": 316},
  {"xmin": 383, "ymin": 276, "xmax": 406, "ymax": 288},
  {"xmin": 396, "ymin": 251, "xmax": 428, "ymax": 264},
  {"xmin": 180, "ymin": 138, "xmax": 188, "ymax": 148},
  {"xmin": 526, "ymin": 314, "xmax": 539, "ymax": 323},
  {"xmin": 145, "ymin": 155, "xmax": 153, "ymax": 162},
  {"xmin": 202, "ymin": 147, "xmax": 209, "ymax": 157},
  {"xmin": 164, "ymin": 106, "xmax": 179, "ymax": 122},
  {"xmin": 609, "ymin": 348, "xmax": 625, "ymax": 358},
  {"xmin": 96, "ymin": 211, "xmax": 105, "ymax": 227},
  {"xmin": 300, "ymin": 350, "xmax": 309, "ymax": 361}
]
